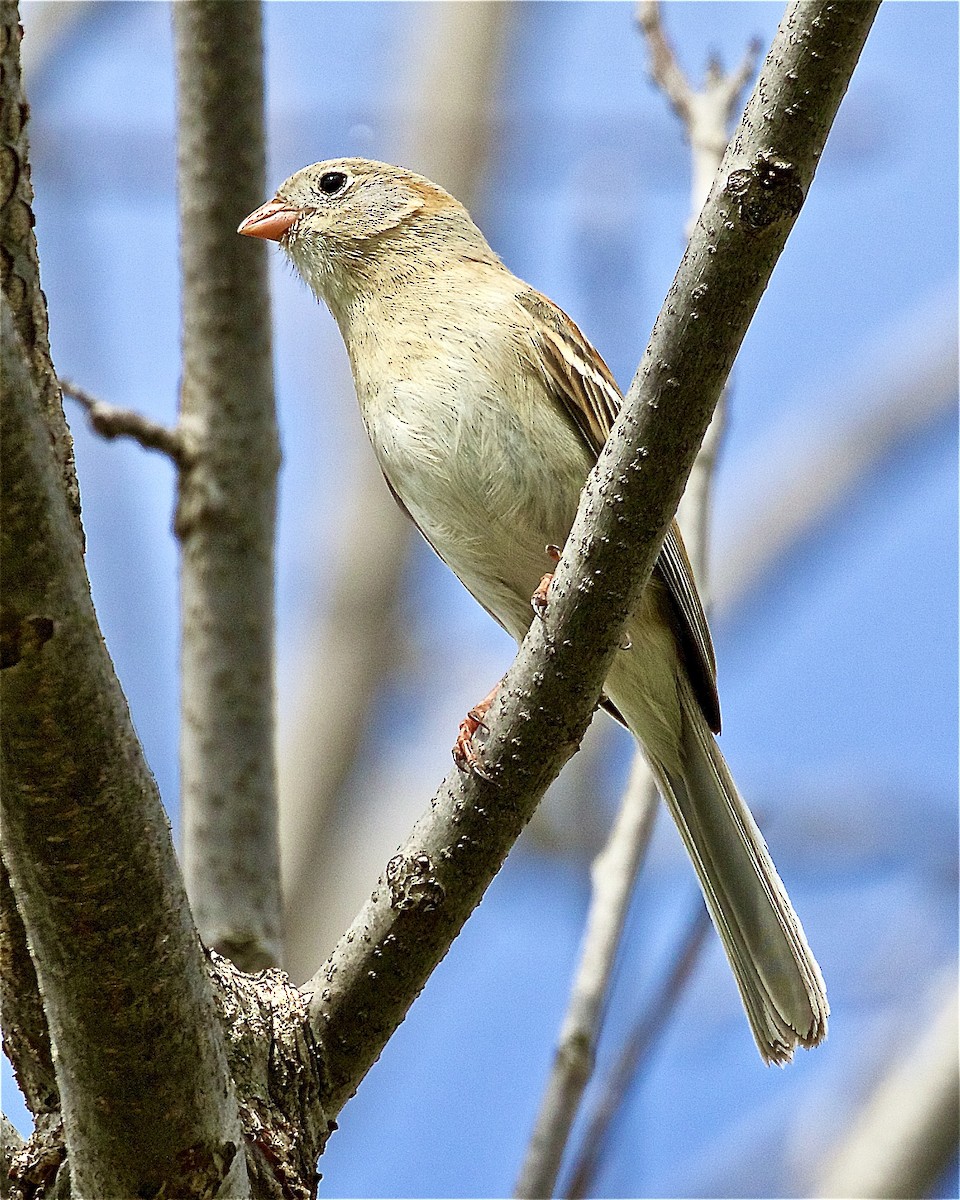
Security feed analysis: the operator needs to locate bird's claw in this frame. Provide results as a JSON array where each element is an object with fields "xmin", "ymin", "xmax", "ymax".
[
  {"xmin": 452, "ymin": 693, "xmax": 497, "ymax": 781},
  {"xmin": 531, "ymin": 572, "xmax": 554, "ymax": 620}
]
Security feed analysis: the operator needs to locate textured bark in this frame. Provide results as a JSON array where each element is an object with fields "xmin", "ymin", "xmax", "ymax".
[
  {"xmin": 0, "ymin": 5, "xmax": 80, "ymax": 541},
  {"xmin": 308, "ymin": 0, "xmax": 880, "ymax": 1120},
  {"xmin": 0, "ymin": 857, "xmax": 58, "ymax": 1119},
  {"xmin": 174, "ymin": 0, "xmax": 283, "ymax": 972},
  {"xmin": 1, "ymin": 8, "xmax": 248, "ymax": 1189},
  {"xmin": 2, "ymin": 296, "xmax": 248, "ymax": 1197}
]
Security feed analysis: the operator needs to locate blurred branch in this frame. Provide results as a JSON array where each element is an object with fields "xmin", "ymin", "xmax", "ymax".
[
  {"xmin": 514, "ymin": 761, "xmax": 659, "ymax": 1199},
  {"xmin": 60, "ymin": 377, "xmax": 185, "ymax": 462},
  {"xmin": 307, "ymin": 0, "xmax": 879, "ymax": 1123},
  {"xmin": 280, "ymin": 0, "xmax": 514, "ymax": 982},
  {"xmin": 394, "ymin": 0, "xmax": 512, "ymax": 196},
  {"xmin": 564, "ymin": 902, "xmax": 713, "ymax": 1199},
  {"xmin": 712, "ymin": 291, "xmax": 958, "ymax": 619},
  {"xmin": 637, "ymin": 1, "xmax": 760, "ymax": 237},
  {"xmin": 173, "ymin": 0, "xmax": 283, "ymax": 971},
  {"xmin": 515, "ymin": 12, "xmax": 755, "ymax": 1192},
  {"xmin": 816, "ymin": 981, "xmax": 959, "ymax": 1199}
]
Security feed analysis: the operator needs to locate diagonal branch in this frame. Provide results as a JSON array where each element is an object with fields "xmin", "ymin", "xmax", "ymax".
[
  {"xmin": 306, "ymin": 0, "xmax": 880, "ymax": 1122},
  {"xmin": 514, "ymin": 10, "xmax": 759, "ymax": 1191},
  {"xmin": 563, "ymin": 902, "xmax": 713, "ymax": 1199},
  {"xmin": 514, "ymin": 760, "xmax": 659, "ymax": 1199},
  {"xmin": 173, "ymin": 0, "xmax": 283, "ymax": 972}
]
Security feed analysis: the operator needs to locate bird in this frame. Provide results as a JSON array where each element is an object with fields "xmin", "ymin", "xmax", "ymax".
[{"xmin": 239, "ymin": 157, "xmax": 828, "ymax": 1064}]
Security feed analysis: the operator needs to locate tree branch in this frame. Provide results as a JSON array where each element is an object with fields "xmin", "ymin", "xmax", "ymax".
[
  {"xmin": 563, "ymin": 902, "xmax": 713, "ymax": 1199},
  {"xmin": 0, "ymin": 2, "xmax": 82, "ymax": 544},
  {"xmin": 0, "ymin": 855, "xmax": 58, "ymax": 1120},
  {"xmin": 2, "ymin": 294, "xmax": 248, "ymax": 1196},
  {"xmin": 636, "ymin": 1, "xmax": 761, "ymax": 242},
  {"xmin": 514, "ymin": 760, "xmax": 659, "ymax": 1199},
  {"xmin": 59, "ymin": 377, "xmax": 185, "ymax": 462},
  {"xmin": 173, "ymin": 0, "xmax": 283, "ymax": 972},
  {"xmin": 306, "ymin": 0, "xmax": 880, "ymax": 1121},
  {"xmin": 816, "ymin": 981, "xmax": 959, "ymax": 1199},
  {"xmin": 514, "ymin": 9, "xmax": 758, "ymax": 1188},
  {"xmin": 1, "ymin": 12, "xmax": 247, "ymax": 1186}
]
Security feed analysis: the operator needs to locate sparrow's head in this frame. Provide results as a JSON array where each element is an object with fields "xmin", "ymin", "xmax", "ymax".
[{"xmin": 239, "ymin": 158, "xmax": 497, "ymax": 309}]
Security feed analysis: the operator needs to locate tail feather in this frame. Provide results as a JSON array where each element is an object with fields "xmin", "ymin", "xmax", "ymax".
[{"xmin": 644, "ymin": 678, "xmax": 828, "ymax": 1065}]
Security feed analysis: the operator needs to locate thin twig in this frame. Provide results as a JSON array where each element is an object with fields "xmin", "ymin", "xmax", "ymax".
[
  {"xmin": 514, "ymin": 11, "xmax": 759, "ymax": 1194},
  {"xmin": 563, "ymin": 902, "xmax": 713, "ymax": 1200},
  {"xmin": 60, "ymin": 378, "xmax": 184, "ymax": 463},
  {"xmin": 637, "ymin": 1, "xmax": 760, "ymax": 236},
  {"xmin": 514, "ymin": 762, "xmax": 658, "ymax": 1199},
  {"xmin": 307, "ymin": 1, "xmax": 880, "ymax": 1124},
  {"xmin": 635, "ymin": 1, "xmax": 693, "ymax": 122}
]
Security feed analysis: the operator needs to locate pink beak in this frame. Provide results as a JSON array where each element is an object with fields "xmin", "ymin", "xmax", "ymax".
[{"xmin": 237, "ymin": 199, "xmax": 300, "ymax": 242}]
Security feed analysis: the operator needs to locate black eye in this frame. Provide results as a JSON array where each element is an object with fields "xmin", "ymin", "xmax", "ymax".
[{"xmin": 319, "ymin": 171, "xmax": 348, "ymax": 196}]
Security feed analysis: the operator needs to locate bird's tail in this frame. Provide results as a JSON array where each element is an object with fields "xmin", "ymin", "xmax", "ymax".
[{"xmin": 638, "ymin": 678, "xmax": 828, "ymax": 1064}]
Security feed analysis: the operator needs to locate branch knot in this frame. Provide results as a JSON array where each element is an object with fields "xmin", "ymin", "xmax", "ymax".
[{"xmin": 726, "ymin": 154, "xmax": 804, "ymax": 229}]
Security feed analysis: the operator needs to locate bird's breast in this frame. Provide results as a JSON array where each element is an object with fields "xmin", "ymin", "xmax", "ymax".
[{"xmin": 351, "ymin": 337, "xmax": 594, "ymax": 642}]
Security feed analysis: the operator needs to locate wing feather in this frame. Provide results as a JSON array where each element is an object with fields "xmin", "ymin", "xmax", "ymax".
[{"xmin": 517, "ymin": 288, "xmax": 721, "ymax": 731}]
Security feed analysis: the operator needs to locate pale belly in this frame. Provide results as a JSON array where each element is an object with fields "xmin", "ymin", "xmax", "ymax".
[
  {"xmin": 360, "ymin": 376, "xmax": 594, "ymax": 643},
  {"xmin": 357, "ymin": 368, "xmax": 686, "ymax": 772}
]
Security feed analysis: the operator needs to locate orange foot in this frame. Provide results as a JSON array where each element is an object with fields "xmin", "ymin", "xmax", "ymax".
[
  {"xmin": 531, "ymin": 544, "xmax": 562, "ymax": 619},
  {"xmin": 452, "ymin": 683, "xmax": 499, "ymax": 781},
  {"xmin": 531, "ymin": 573, "xmax": 553, "ymax": 619}
]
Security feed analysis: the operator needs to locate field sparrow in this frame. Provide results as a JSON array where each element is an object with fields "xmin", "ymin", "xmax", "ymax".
[{"xmin": 239, "ymin": 158, "xmax": 827, "ymax": 1063}]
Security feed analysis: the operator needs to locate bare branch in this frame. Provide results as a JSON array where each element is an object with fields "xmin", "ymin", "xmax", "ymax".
[
  {"xmin": 515, "ymin": 10, "xmax": 760, "ymax": 1188},
  {"xmin": 635, "ymin": 1, "xmax": 693, "ymax": 122},
  {"xmin": 638, "ymin": 0, "xmax": 760, "ymax": 237},
  {"xmin": 564, "ymin": 902, "xmax": 713, "ymax": 1199},
  {"xmin": 514, "ymin": 761, "xmax": 658, "ymax": 1198},
  {"xmin": 816, "ymin": 981, "xmax": 959, "ymax": 1200},
  {"xmin": 2, "ymin": 16, "xmax": 247, "ymax": 1186},
  {"xmin": 1, "ymin": 1113, "xmax": 25, "ymax": 1166},
  {"xmin": 3, "ymin": 295, "xmax": 248, "ymax": 1197},
  {"xmin": 307, "ymin": 0, "xmax": 880, "ymax": 1122},
  {"xmin": 0, "ymin": 1, "xmax": 82, "ymax": 544},
  {"xmin": 174, "ymin": 0, "xmax": 283, "ymax": 972},
  {"xmin": 0, "ymin": 855, "xmax": 58, "ymax": 1119},
  {"xmin": 59, "ymin": 377, "xmax": 185, "ymax": 462}
]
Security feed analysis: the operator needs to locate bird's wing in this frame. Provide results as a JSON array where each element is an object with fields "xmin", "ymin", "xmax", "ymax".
[{"xmin": 517, "ymin": 288, "xmax": 721, "ymax": 732}]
